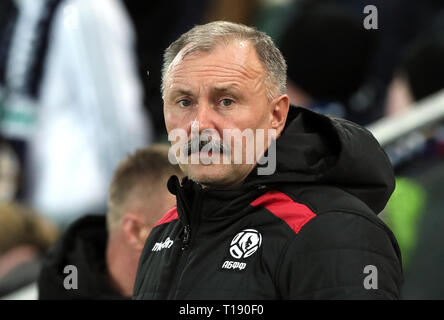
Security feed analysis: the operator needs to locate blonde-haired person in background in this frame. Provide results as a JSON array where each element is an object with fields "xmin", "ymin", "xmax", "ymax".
[
  {"xmin": 0, "ymin": 203, "xmax": 58, "ymax": 299},
  {"xmin": 37, "ymin": 144, "xmax": 181, "ymax": 299}
]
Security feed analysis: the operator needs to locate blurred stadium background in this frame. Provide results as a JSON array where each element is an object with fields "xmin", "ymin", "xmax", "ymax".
[{"xmin": 0, "ymin": 0, "xmax": 443, "ymax": 299}]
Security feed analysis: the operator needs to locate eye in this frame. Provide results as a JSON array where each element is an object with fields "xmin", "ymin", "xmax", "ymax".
[
  {"xmin": 178, "ymin": 99, "xmax": 192, "ymax": 108},
  {"xmin": 220, "ymin": 98, "xmax": 234, "ymax": 107}
]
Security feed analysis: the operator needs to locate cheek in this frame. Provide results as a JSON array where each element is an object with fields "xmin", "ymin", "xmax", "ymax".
[
  {"xmin": 165, "ymin": 106, "xmax": 196, "ymax": 134},
  {"xmin": 164, "ymin": 106, "xmax": 172, "ymax": 128},
  {"xmin": 164, "ymin": 108, "xmax": 184, "ymax": 134},
  {"xmin": 257, "ymin": 107, "xmax": 272, "ymax": 128},
  {"xmin": 235, "ymin": 105, "xmax": 271, "ymax": 131}
]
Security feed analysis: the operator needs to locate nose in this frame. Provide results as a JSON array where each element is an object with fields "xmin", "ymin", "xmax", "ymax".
[{"xmin": 194, "ymin": 101, "xmax": 218, "ymax": 133}]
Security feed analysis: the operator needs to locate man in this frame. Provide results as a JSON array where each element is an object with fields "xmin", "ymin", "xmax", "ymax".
[
  {"xmin": 38, "ymin": 144, "xmax": 180, "ymax": 299},
  {"xmin": 133, "ymin": 21, "xmax": 403, "ymax": 299}
]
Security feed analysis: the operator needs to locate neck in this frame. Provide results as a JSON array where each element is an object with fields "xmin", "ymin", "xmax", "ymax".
[{"xmin": 106, "ymin": 234, "xmax": 138, "ymax": 297}]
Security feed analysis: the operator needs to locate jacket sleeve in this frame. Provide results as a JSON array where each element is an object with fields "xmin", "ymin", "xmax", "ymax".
[{"xmin": 276, "ymin": 211, "xmax": 403, "ymax": 299}]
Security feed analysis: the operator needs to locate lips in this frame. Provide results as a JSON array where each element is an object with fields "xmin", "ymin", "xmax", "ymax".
[{"xmin": 184, "ymin": 139, "xmax": 228, "ymax": 156}]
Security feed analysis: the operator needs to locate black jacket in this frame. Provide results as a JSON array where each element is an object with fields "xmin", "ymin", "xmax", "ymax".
[
  {"xmin": 38, "ymin": 215, "xmax": 124, "ymax": 299},
  {"xmin": 133, "ymin": 106, "xmax": 403, "ymax": 300}
]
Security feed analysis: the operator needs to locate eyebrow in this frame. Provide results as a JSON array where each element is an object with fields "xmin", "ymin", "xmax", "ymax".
[
  {"xmin": 211, "ymin": 86, "xmax": 241, "ymax": 96},
  {"xmin": 171, "ymin": 89, "xmax": 194, "ymax": 97},
  {"xmin": 167, "ymin": 86, "xmax": 243, "ymax": 100},
  {"xmin": 167, "ymin": 89, "xmax": 194, "ymax": 101}
]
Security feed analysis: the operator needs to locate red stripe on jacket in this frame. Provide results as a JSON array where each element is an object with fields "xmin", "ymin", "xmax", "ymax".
[
  {"xmin": 154, "ymin": 206, "xmax": 178, "ymax": 227},
  {"xmin": 251, "ymin": 191, "xmax": 316, "ymax": 234}
]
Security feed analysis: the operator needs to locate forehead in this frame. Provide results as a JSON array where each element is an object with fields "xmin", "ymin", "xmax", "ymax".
[{"xmin": 164, "ymin": 39, "xmax": 265, "ymax": 93}]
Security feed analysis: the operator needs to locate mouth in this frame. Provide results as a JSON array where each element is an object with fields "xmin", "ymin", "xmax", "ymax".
[{"xmin": 186, "ymin": 140, "xmax": 227, "ymax": 156}]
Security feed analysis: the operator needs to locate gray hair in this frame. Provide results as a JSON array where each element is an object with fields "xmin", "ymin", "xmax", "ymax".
[{"xmin": 161, "ymin": 21, "xmax": 287, "ymax": 100}]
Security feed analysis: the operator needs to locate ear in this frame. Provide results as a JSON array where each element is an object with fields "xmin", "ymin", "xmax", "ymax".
[
  {"xmin": 120, "ymin": 213, "xmax": 151, "ymax": 252},
  {"xmin": 270, "ymin": 94, "xmax": 290, "ymax": 137}
]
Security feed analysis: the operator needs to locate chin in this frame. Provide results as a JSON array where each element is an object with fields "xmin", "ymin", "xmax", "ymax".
[{"xmin": 185, "ymin": 164, "xmax": 233, "ymax": 187}]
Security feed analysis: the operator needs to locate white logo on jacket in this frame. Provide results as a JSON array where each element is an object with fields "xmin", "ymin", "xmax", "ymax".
[
  {"xmin": 229, "ymin": 229, "xmax": 262, "ymax": 259},
  {"xmin": 152, "ymin": 237, "xmax": 174, "ymax": 252}
]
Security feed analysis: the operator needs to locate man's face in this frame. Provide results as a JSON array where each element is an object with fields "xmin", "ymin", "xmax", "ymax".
[{"xmin": 163, "ymin": 39, "xmax": 288, "ymax": 187}]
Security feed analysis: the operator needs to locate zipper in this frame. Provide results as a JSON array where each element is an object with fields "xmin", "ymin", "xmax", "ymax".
[
  {"xmin": 167, "ymin": 188, "xmax": 205, "ymax": 299},
  {"xmin": 164, "ymin": 184, "xmax": 266, "ymax": 298},
  {"xmin": 181, "ymin": 224, "xmax": 191, "ymax": 251},
  {"xmin": 164, "ymin": 224, "xmax": 191, "ymax": 299},
  {"xmin": 181, "ymin": 186, "xmax": 205, "ymax": 251}
]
